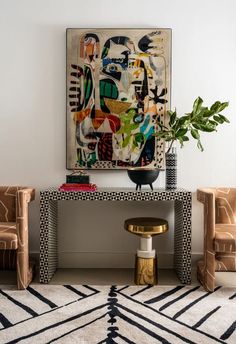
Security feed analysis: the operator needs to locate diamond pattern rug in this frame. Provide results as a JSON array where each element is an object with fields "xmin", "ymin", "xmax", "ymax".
[{"xmin": 0, "ymin": 285, "xmax": 235, "ymax": 343}]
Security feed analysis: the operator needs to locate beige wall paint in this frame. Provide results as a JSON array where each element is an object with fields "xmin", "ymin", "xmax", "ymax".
[{"xmin": 0, "ymin": 0, "xmax": 236, "ymax": 267}]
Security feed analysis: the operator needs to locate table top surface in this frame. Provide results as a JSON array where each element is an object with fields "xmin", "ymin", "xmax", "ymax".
[
  {"xmin": 41, "ymin": 187, "xmax": 191, "ymax": 194},
  {"xmin": 40, "ymin": 188, "xmax": 192, "ymax": 203}
]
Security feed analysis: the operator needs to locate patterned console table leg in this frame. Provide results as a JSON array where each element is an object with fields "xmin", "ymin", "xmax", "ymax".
[
  {"xmin": 174, "ymin": 196, "xmax": 192, "ymax": 284},
  {"xmin": 40, "ymin": 195, "xmax": 58, "ymax": 283}
]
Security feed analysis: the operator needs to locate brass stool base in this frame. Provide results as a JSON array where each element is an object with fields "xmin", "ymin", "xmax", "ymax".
[{"xmin": 134, "ymin": 254, "xmax": 157, "ymax": 285}]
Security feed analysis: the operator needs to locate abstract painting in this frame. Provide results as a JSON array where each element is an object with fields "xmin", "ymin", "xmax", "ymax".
[{"xmin": 66, "ymin": 29, "xmax": 171, "ymax": 169}]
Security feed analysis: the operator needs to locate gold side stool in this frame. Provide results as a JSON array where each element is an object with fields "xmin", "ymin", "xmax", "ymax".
[{"xmin": 124, "ymin": 217, "xmax": 168, "ymax": 285}]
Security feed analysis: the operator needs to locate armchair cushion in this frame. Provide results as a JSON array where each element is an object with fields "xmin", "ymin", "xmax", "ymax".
[
  {"xmin": 0, "ymin": 222, "xmax": 17, "ymax": 249},
  {"xmin": 0, "ymin": 186, "xmax": 19, "ymax": 222},
  {"xmin": 214, "ymin": 224, "xmax": 236, "ymax": 252},
  {"xmin": 215, "ymin": 188, "xmax": 236, "ymax": 224}
]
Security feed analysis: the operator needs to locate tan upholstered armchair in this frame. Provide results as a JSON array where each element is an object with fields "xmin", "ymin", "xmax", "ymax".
[
  {"xmin": 0, "ymin": 186, "xmax": 35, "ymax": 289},
  {"xmin": 197, "ymin": 188, "xmax": 236, "ymax": 292}
]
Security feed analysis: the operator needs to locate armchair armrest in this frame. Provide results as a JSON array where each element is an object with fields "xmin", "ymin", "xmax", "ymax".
[
  {"xmin": 197, "ymin": 188, "xmax": 216, "ymax": 245},
  {"xmin": 16, "ymin": 187, "xmax": 35, "ymax": 289},
  {"xmin": 16, "ymin": 188, "xmax": 35, "ymax": 224},
  {"xmin": 17, "ymin": 188, "xmax": 35, "ymax": 203},
  {"xmin": 197, "ymin": 188, "xmax": 216, "ymax": 291},
  {"xmin": 16, "ymin": 188, "xmax": 35, "ymax": 242}
]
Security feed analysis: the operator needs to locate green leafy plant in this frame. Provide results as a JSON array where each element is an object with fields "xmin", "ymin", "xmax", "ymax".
[{"xmin": 155, "ymin": 97, "xmax": 230, "ymax": 153}]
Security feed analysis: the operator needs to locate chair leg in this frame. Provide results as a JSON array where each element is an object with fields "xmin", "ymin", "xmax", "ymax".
[
  {"xmin": 197, "ymin": 253, "xmax": 216, "ymax": 292},
  {"xmin": 17, "ymin": 251, "xmax": 34, "ymax": 289}
]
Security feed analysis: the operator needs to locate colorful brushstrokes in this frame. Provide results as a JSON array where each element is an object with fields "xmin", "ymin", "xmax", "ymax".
[{"xmin": 67, "ymin": 29, "xmax": 171, "ymax": 169}]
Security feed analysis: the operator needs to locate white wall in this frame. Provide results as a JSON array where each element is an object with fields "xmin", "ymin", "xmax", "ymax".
[{"xmin": 0, "ymin": 0, "xmax": 236, "ymax": 267}]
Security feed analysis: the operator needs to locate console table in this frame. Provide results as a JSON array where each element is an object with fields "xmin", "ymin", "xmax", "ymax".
[{"xmin": 40, "ymin": 188, "xmax": 192, "ymax": 284}]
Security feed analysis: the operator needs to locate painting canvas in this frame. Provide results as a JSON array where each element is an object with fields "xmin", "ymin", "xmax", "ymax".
[{"xmin": 66, "ymin": 28, "xmax": 171, "ymax": 169}]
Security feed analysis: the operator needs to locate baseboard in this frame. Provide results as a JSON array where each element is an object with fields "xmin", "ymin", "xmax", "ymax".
[
  {"xmin": 30, "ymin": 252, "xmax": 40, "ymax": 265},
  {"xmin": 31, "ymin": 251, "xmax": 202, "ymax": 269},
  {"xmin": 58, "ymin": 252, "xmax": 174, "ymax": 268}
]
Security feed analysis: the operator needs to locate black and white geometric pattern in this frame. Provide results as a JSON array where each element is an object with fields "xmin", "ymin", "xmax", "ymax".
[
  {"xmin": 0, "ymin": 285, "xmax": 235, "ymax": 343},
  {"xmin": 165, "ymin": 152, "xmax": 177, "ymax": 189},
  {"xmin": 40, "ymin": 188, "xmax": 192, "ymax": 284}
]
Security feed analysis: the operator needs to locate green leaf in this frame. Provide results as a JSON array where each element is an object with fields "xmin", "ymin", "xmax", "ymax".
[
  {"xmin": 193, "ymin": 97, "xmax": 203, "ymax": 114},
  {"xmin": 210, "ymin": 101, "xmax": 229, "ymax": 114},
  {"xmin": 167, "ymin": 110, "xmax": 174, "ymax": 116},
  {"xmin": 192, "ymin": 123, "xmax": 201, "ymax": 130},
  {"xmin": 198, "ymin": 107, "xmax": 209, "ymax": 117},
  {"xmin": 191, "ymin": 129, "xmax": 200, "ymax": 139},
  {"xmin": 182, "ymin": 136, "xmax": 189, "ymax": 141},
  {"xmin": 219, "ymin": 114, "xmax": 230, "ymax": 123},
  {"xmin": 176, "ymin": 128, "xmax": 188, "ymax": 137},
  {"xmin": 172, "ymin": 119, "xmax": 180, "ymax": 130},
  {"xmin": 169, "ymin": 111, "xmax": 177, "ymax": 126},
  {"xmin": 210, "ymin": 101, "xmax": 221, "ymax": 112},
  {"xmin": 199, "ymin": 124, "xmax": 216, "ymax": 132},
  {"xmin": 217, "ymin": 102, "xmax": 229, "ymax": 112},
  {"xmin": 213, "ymin": 115, "xmax": 224, "ymax": 124},
  {"xmin": 178, "ymin": 115, "xmax": 189, "ymax": 126},
  {"xmin": 201, "ymin": 108, "xmax": 216, "ymax": 118},
  {"xmin": 209, "ymin": 120, "xmax": 218, "ymax": 126},
  {"xmin": 178, "ymin": 137, "xmax": 184, "ymax": 147}
]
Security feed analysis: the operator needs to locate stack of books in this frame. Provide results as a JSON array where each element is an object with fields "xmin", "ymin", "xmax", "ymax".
[
  {"xmin": 59, "ymin": 183, "xmax": 97, "ymax": 192},
  {"xmin": 59, "ymin": 171, "xmax": 97, "ymax": 192}
]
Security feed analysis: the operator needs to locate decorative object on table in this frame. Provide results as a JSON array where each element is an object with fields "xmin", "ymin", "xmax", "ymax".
[
  {"xmin": 197, "ymin": 187, "xmax": 236, "ymax": 292},
  {"xmin": 66, "ymin": 170, "xmax": 90, "ymax": 184},
  {"xmin": 66, "ymin": 28, "xmax": 171, "ymax": 170},
  {"xmin": 0, "ymin": 186, "xmax": 35, "ymax": 289},
  {"xmin": 59, "ymin": 183, "xmax": 97, "ymax": 192},
  {"xmin": 165, "ymin": 147, "xmax": 177, "ymax": 189},
  {"xmin": 127, "ymin": 167, "xmax": 160, "ymax": 191},
  {"xmin": 155, "ymin": 97, "xmax": 230, "ymax": 189},
  {"xmin": 124, "ymin": 217, "xmax": 169, "ymax": 285}
]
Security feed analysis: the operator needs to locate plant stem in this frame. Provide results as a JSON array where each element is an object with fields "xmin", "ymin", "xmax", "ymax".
[{"xmin": 166, "ymin": 139, "xmax": 175, "ymax": 154}]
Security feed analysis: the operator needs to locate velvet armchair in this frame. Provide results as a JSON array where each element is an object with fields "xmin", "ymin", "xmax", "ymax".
[
  {"xmin": 197, "ymin": 187, "xmax": 236, "ymax": 292},
  {"xmin": 0, "ymin": 186, "xmax": 35, "ymax": 289}
]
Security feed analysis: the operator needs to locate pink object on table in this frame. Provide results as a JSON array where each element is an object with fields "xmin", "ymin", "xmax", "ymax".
[{"xmin": 59, "ymin": 183, "xmax": 97, "ymax": 192}]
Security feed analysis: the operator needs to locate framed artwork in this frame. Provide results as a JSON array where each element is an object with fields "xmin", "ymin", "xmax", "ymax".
[{"xmin": 66, "ymin": 28, "xmax": 171, "ymax": 169}]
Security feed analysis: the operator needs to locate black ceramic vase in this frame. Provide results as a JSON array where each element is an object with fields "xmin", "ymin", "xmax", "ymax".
[
  {"xmin": 127, "ymin": 168, "xmax": 160, "ymax": 191},
  {"xmin": 165, "ymin": 151, "xmax": 177, "ymax": 189}
]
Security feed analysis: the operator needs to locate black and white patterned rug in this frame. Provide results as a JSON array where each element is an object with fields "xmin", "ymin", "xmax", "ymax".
[{"xmin": 0, "ymin": 285, "xmax": 235, "ymax": 343}]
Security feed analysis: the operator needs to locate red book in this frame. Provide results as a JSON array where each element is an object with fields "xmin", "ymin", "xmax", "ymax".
[{"xmin": 59, "ymin": 183, "xmax": 97, "ymax": 192}]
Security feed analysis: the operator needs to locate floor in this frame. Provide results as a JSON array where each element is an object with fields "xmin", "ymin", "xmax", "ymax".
[{"xmin": 0, "ymin": 268, "xmax": 236, "ymax": 287}]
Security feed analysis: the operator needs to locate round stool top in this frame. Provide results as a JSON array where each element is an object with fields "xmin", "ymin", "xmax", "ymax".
[{"xmin": 124, "ymin": 217, "xmax": 168, "ymax": 236}]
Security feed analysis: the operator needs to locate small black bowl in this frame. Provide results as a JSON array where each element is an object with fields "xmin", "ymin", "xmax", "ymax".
[{"xmin": 127, "ymin": 168, "xmax": 160, "ymax": 191}]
